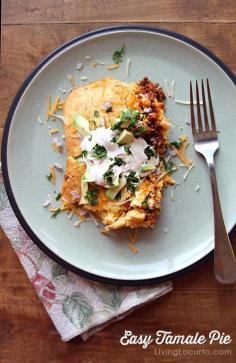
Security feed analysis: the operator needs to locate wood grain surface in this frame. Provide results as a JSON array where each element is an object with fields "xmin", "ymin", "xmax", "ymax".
[{"xmin": 0, "ymin": 1, "xmax": 236, "ymax": 362}]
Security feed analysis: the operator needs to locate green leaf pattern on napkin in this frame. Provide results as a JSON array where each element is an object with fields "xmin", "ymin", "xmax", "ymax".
[
  {"xmin": 92, "ymin": 283, "xmax": 125, "ymax": 311},
  {"xmin": 62, "ymin": 292, "xmax": 94, "ymax": 328},
  {"xmin": 51, "ymin": 263, "xmax": 68, "ymax": 278}
]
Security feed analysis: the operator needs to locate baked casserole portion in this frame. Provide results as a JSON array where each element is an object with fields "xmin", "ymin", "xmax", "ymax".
[{"xmin": 61, "ymin": 77, "xmax": 173, "ymax": 231}]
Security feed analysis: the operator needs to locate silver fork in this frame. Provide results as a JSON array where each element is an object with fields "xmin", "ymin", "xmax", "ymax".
[{"xmin": 190, "ymin": 79, "xmax": 236, "ymax": 284}]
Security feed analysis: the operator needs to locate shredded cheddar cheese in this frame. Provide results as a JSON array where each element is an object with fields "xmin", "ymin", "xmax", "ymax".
[
  {"xmin": 46, "ymin": 95, "xmax": 51, "ymax": 121},
  {"xmin": 49, "ymin": 128, "xmax": 60, "ymax": 135},
  {"xmin": 171, "ymin": 139, "xmax": 192, "ymax": 166},
  {"xmin": 106, "ymin": 64, "xmax": 120, "ymax": 70},
  {"xmin": 50, "ymin": 164, "xmax": 56, "ymax": 185},
  {"xmin": 50, "ymin": 207, "xmax": 59, "ymax": 212},
  {"xmin": 179, "ymin": 135, "xmax": 188, "ymax": 142},
  {"xmin": 51, "ymin": 96, "xmax": 60, "ymax": 115},
  {"xmin": 51, "ymin": 142, "xmax": 63, "ymax": 153},
  {"xmin": 129, "ymin": 229, "xmax": 139, "ymax": 244},
  {"xmin": 128, "ymin": 242, "xmax": 139, "ymax": 254}
]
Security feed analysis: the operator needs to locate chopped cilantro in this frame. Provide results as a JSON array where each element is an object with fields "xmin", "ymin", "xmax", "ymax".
[
  {"xmin": 113, "ymin": 157, "xmax": 126, "ymax": 167},
  {"xmin": 126, "ymin": 171, "xmax": 140, "ymax": 193},
  {"xmin": 85, "ymin": 188, "xmax": 99, "ymax": 205},
  {"xmin": 81, "ymin": 150, "xmax": 88, "ymax": 158},
  {"xmin": 51, "ymin": 208, "xmax": 61, "ymax": 218},
  {"xmin": 92, "ymin": 144, "xmax": 107, "ymax": 159},
  {"xmin": 160, "ymin": 157, "xmax": 176, "ymax": 173},
  {"xmin": 94, "ymin": 110, "xmax": 100, "ymax": 118},
  {"xmin": 112, "ymin": 108, "xmax": 140, "ymax": 130},
  {"xmin": 120, "ymin": 108, "xmax": 140, "ymax": 129},
  {"xmin": 141, "ymin": 194, "xmax": 150, "ymax": 208},
  {"xmin": 55, "ymin": 192, "xmax": 62, "ymax": 201},
  {"xmin": 112, "ymin": 44, "xmax": 125, "ymax": 64},
  {"xmin": 103, "ymin": 169, "xmax": 114, "ymax": 185},
  {"xmin": 170, "ymin": 141, "xmax": 182, "ymax": 149},
  {"xmin": 115, "ymin": 190, "xmax": 122, "ymax": 200},
  {"xmin": 111, "ymin": 136, "xmax": 117, "ymax": 143},
  {"xmin": 144, "ymin": 146, "xmax": 155, "ymax": 160},
  {"xmin": 133, "ymin": 126, "xmax": 147, "ymax": 137},
  {"xmin": 46, "ymin": 173, "xmax": 52, "ymax": 182},
  {"xmin": 124, "ymin": 146, "xmax": 132, "ymax": 155},
  {"xmin": 111, "ymin": 120, "xmax": 123, "ymax": 131}
]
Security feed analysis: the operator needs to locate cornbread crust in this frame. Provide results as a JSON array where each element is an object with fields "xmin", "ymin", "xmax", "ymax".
[{"xmin": 61, "ymin": 77, "xmax": 171, "ymax": 230}]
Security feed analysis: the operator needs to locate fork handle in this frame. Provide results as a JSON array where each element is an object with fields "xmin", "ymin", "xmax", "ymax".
[{"xmin": 208, "ymin": 160, "xmax": 236, "ymax": 284}]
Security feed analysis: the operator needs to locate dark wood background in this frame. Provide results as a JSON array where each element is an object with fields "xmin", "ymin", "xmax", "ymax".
[{"xmin": 1, "ymin": 1, "xmax": 236, "ymax": 362}]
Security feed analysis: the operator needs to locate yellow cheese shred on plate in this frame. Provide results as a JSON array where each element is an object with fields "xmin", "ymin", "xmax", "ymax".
[
  {"xmin": 106, "ymin": 64, "xmax": 120, "ymax": 70},
  {"xmin": 128, "ymin": 242, "xmax": 139, "ymax": 254},
  {"xmin": 46, "ymin": 95, "xmax": 51, "ymax": 121},
  {"xmin": 171, "ymin": 137, "xmax": 192, "ymax": 167},
  {"xmin": 128, "ymin": 229, "xmax": 139, "ymax": 254},
  {"xmin": 49, "ymin": 128, "xmax": 60, "ymax": 135},
  {"xmin": 51, "ymin": 96, "xmax": 61, "ymax": 115},
  {"xmin": 129, "ymin": 229, "xmax": 139, "ymax": 244},
  {"xmin": 50, "ymin": 164, "xmax": 56, "ymax": 185}
]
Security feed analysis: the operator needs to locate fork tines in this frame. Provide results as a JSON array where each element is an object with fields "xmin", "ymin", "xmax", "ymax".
[{"xmin": 190, "ymin": 79, "xmax": 216, "ymax": 134}]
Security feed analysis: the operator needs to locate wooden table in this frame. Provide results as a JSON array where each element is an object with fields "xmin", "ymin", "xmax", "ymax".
[{"xmin": 1, "ymin": 1, "xmax": 236, "ymax": 362}]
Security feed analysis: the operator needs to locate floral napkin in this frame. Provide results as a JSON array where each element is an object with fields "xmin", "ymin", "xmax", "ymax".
[{"xmin": 0, "ymin": 170, "xmax": 172, "ymax": 342}]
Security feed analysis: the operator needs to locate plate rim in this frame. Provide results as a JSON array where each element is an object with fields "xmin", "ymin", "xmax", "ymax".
[{"xmin": 1, "ymin": 24, "xmax": 236, "ymax": 285}]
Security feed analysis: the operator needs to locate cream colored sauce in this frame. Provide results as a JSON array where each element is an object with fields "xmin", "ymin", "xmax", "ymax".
[{"xmin": 80, "ymin": 126, "xmax": 159, "ymax": 187}]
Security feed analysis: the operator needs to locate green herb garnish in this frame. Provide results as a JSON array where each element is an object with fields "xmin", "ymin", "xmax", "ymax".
[
  {"xmin": 111, "ymin": 136, "xmax": 117, "ymax": 143},
  {"xmin": 144, "ymin": 146, "xmax": 155, "ymax": 160},
  {"xmin": 51, "ymin": 208, "xmax": 61, "ymax": 218},
  {"xmin": 141, "ymin": 194, "xmax": 150, "ymax": 208},
  {"xmin": 124, "ymin": 146, "xmax": 132, "ymax": 155},
  {"xmin": 46, "ymin": 173, "xmax": 52, "ymax": 182},
  {"xmin": 103, "ymin": 169, "xmax": 114, "ymax": 185},
  {"xmin": 85, "ymin": 188, "xmax": 99, "ymax": 205},
  {"xmin": 170, "ymin": 141, "xmax": 182, "ymax": 149},
  {"xmin": 160, "ymin": 157, "xmax": 176, "ymax": 173},
  {"xmin": 133, "ymin": 126, "xmax": 147, "ymax": 137},
  {"xmin": 111, "ymin": 120, "xmax": 123, "ymax": 131},
  {"xmin": 121, "ymin": 108, "xmax": 140, "ymax": 129},
  {"xmin": 94, "ymin": 110, "xmax": 100, "ymax": 118},
  {"xmin": 55, "ymin": 192, "xmax": 62, "ymax": 201},
  {"xmin": 81, "ymin": 150, "xmax": 88, "ymax": 158},
  {"xmin": 113, "ymin": 157, "xmax": 126, "ymax": 167},
  {"xmin": 112, "ymin": 44, "xmax": 125, "ymax": 64},
  {"xmin": 126, "ymin": 171, "xmax": 140, "ymax": 193},
  {"xmin": 115, "ymin": 190, "xmax": 122, "ymax": 200},
  {"xmin": 92, "ymin": 144, "xmax": 107, "ymax": 159},
  {"xmin": 112, "ymin": 108, "xmax": 140, "ymax": 130}
]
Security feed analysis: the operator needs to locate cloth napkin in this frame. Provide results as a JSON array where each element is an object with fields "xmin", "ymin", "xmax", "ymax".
[{"xmin": 0, "ymin": 171, "xmax": 172, "ymax": 342}]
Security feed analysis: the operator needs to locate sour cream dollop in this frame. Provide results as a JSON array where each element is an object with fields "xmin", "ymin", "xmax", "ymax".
[{"xmin": 80, "ymin": 126, "xmax": 159, "ymax": 187}]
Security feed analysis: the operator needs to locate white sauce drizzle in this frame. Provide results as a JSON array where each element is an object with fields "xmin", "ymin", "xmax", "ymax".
[{"xmin": 80, "ymin": 126, "xmax": 159, "ymax": 187}]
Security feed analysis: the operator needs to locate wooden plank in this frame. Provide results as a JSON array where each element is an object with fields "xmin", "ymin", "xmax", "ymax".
[
  {"xmin": 0, "ymin": 225, "xmax": 235, "ymax": 292},
  {"xmin": 1, "ymin": 22, "xmax": 236, "ymax": 128},
  {"xmin": 2, "ymin": 0, "xmax": 236, "ymax": 24},
  {"xmin": 0, "ymin": 245, "xmax": 235, "ymax": 363}
]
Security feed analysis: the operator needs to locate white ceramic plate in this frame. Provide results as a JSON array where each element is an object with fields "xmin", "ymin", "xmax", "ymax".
[{"xmin": 2, "ymin": 26, "xmax": 236, "ymax": 284}]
